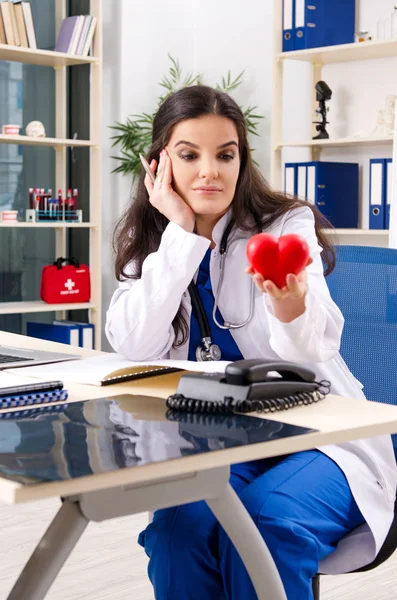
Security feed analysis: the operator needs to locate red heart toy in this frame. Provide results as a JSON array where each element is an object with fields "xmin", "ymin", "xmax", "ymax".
[{"xmin": 246, "ymin": 233, "xmax": 310, "ymax": 289}]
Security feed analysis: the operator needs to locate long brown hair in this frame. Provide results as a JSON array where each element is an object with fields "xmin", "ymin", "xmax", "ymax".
[{"xmin": 113, "ymin": 85, "xmax": 335, "ymax": 346}]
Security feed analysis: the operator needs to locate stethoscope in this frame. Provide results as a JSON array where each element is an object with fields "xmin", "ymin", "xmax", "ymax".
[{"xmin": 188, "ymin": 220, "xmax": 255, "ymax": 361}]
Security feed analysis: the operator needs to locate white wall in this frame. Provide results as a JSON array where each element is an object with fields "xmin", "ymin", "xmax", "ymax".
[
  {"xmin": 101, "ymin": 0, "xmax": 397, "ymax": 349},
  {"xmin": 101, "ymin": 0, "xmax": 274, "ymax": 349}
]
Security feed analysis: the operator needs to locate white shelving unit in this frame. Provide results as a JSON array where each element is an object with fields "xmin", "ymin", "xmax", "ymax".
[
  {"xmin": 271, "ymin": 1, "xmax": 396, "ymax": 246},
  {"xmin": 0, "ymin": 134, "xmax": 95, "ymax": 147},
  {"xmin": 0, "ymin": 0, "xmax": 102, "ymax": 348}
]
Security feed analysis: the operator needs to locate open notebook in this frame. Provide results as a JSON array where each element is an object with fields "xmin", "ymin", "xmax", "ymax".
[{"xmin": 5, "ymin": 353, "xmax": 232, "ymax": 386}]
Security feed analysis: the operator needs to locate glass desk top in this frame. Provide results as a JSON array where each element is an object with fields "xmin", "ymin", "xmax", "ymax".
[{"xmin": 0, "ymin": 396, "xmax": 317, "ymax": 484}]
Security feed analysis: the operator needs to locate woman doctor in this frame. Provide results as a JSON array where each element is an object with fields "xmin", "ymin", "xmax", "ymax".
[{"xmin": 106, "ymin": 85, "xmax": 396, "ymax": 600}]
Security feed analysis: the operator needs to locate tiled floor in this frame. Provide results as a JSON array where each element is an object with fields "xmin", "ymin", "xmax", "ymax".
[{"xmin": 1, "ymin": 499, "xmax": 396, "ymax": 599}]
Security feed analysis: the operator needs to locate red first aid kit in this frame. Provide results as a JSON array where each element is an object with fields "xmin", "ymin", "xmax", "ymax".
[{"xmin": 40, "ymin": 257, "xmax": 91, "ymax": 304}]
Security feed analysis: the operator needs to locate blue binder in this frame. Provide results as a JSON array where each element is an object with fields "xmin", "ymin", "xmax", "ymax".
[
  {"xmin": 53, "ymin": 320, "xmax": 95, "ymax": 349},
  {"xmin": 27, "ymin": 321, "xmax": 80, "ymax": 346},
  {"xmin": 385, "ymin": 158, "xmax": 393, "ymax": 230},
  {"xmin": 369, "ymin": 159, "xmax": 386, "ymax": 230},
  {"xmin": 284, "ymin": 161, "xmax": 359, "ymax": 228},
  {"xmin": 282, "ymin": 0, "xmax": 295, "ymax": 52},
  {"xmin": 294, "ymin": 0, "xmax": 355, "ymax": 52}
]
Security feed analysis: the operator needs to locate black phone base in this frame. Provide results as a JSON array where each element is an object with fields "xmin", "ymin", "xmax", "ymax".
[{"xmin": 166, "ymin": 359, "xmax": 331, "ymax": 415}]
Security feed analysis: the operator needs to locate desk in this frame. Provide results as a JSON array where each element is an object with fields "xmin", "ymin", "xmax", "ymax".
[{"xmin": 2, "ymin": 331, "xmax": 397, "ymax": 600}]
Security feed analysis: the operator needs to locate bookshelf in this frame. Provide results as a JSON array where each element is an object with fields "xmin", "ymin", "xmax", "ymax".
[
  {"xmin": 271, "ymin": 1, "xmax": 396, "ymax": 246},
  {"xmin": 0, "ymin": 133, "xmax": 95, "ymax": 147},
  {"xmin": 0, "ymin": 300, "xmax": 95, "ymax": 315},
  {"xmin": 278, "ymin": 135, "xmax": 394, "ymax": 149},
  {"xmin": 0, "ymin": 0, "xmax": 102, "ymax": 348},
  {"xmin": 275, "ymin": 38, "xmax": 397, "ymax": 65},
  {"xmin": 0, "ymin": 42, "xmax": 99, "ymax": 67}
]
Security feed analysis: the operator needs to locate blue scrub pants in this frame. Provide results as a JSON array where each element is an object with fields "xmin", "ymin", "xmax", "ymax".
[{"xmin": 138, "ymin": 450, "xmax": 365, "ymax": 600}]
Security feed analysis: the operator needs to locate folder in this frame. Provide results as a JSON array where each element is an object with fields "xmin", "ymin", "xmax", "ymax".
[
  {"xmin": 282, "ymin": 0, "xmax": 294, "ymax": 52},
  {"xmin": 26, "ymin": 322, "xmax": 80, "ymax": 347},
  {"xmin": 293, "ymin": 0, "xmax": 355, "ymax": 51},
  {"xmin": 284, "ymin": 161, "xmax": 359, "ymax": 227},
  {"xmin": 369, "ymin": 159, "xmax": 386, "ymax": 230},
  {"xmin": 385, "ymin": 159, "xmax": 393, "ymax": 230},
  {"xmin": 53, "ymin": 320, "xmax": 95, "ymax": 349}
]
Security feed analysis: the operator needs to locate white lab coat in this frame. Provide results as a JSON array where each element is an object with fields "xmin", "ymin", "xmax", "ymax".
[{"xmin": 106, "ymin": 206, "xmax": 397, "ymax": 574}]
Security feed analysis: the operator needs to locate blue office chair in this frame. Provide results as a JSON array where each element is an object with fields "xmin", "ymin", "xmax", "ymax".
[{"xmin": 312, "ymin": 245, "xmax": 397, "ymax": 599}]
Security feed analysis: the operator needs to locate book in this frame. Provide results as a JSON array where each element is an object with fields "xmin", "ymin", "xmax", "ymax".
[
  {"xmin": 68, "ymin": 15, "xmax": 84, "ymax": 54},
  {"xmin": 8, "ymin": 1, "xmax": 20, "ymax": 46},
  {"xmin": 21, "ymin": 2, "xmax": 36, "ymax": 48},
  {"xmin": 54, "ymin": 15, "xmax": 78, "ymax": 53},
  {"xmin": 76, "ymin": 15, "xmax": 91, "ymax": 55},
  {"xmin": 0, "ymin": 2, "xmax": 15, "ymax": 45},
  {"xmin": 81, "ymin": 15, "xmax": 97, "ymax": 56},
  {"xmin": 14, "ymin": 1, "xmax": 28, "ymax": 48},
  {"xmin": 27, "ymin": 321, "xmax": 80, "ymax": 347},
  {"xmin": 0, "ymin": 8, "xmax": 6, "ymax": 44},
  {"xmin": 6, "ymin": 353, "xmax": 232, "ymax": 386}
]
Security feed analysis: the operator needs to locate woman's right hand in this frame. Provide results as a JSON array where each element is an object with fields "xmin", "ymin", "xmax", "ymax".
[{"xmin": 144, "ymin": 148, "xmax": 195, "ymax": 233}]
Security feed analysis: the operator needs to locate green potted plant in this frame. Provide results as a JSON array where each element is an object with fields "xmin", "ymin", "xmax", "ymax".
[{"xmin": 110, "ymin": 55, "xmax": 264, "ymax": 179}]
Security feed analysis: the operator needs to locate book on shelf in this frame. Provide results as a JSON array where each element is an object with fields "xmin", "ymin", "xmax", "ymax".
[
  {"xmin": 0, "ymin": 2, "xmax": 15, "ymax": 45},
  {"xmin": 14, "ymin": 1, "xmax": 28, "ymax": 48},
  {"xmin": 55, "ymin": 14, "xmax": 97, "ymax": 56},
  {"xmin": 0, "ymin": 7, "xmax": 6, "ymax": 44},
  {"xmin": 8, "ymin": 0, "xmax": 20, "ymax": 46},
  {"xmin": 21, "ymin": 1, "xmax": 36, "ymax": 48},
  {"xmin": 0, "ymin": 1, "xmax": 36, "ymax": 49},
  {"xmin": 6, "ymin": 353, "xmax": 231, "ymax": 386}
]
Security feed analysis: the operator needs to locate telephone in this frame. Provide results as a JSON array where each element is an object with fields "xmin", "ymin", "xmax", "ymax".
[{"xmin": 166, "ymin": 359, "xmax": 330, "ymax": 415}]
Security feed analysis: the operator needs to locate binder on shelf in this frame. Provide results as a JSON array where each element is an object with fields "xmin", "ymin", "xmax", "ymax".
[
  {"xmin": 27, "ymin": 321, "xmax": 80, "ymax": 347},
  {"xmin": 284, "ymin": 161, "xmax": 359, "ymax": 228},
  {"xmin": 53, "ymin": 320, "xmax": 94, "ymax": 349},
  {"xmin": 385, "ymin": 158, "xmax": 393, "ymax": 230},
  {"xmin": 369, "ymin": 159, "xmax": 386, "ymax": 230},
  {"xmin": 284, "ymin": 0, "xmax": 355, "ymax": 53},
  {"xmin": 282, "ymin": 0, "xmax": 294, "ymax": 52}
]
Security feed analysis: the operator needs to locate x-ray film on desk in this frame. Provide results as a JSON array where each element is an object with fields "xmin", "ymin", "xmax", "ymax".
[{"xmin": 0, "ymin": 395, "xmax": 316, "ymax": 485}]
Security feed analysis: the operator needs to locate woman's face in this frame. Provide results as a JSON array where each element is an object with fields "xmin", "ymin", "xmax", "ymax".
[{"xmin": 166, "ymin": 114, "xmax": 241, "ymax": 219}]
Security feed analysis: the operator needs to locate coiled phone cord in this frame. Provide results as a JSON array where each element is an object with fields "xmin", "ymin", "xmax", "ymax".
[{"xmin": 166, "ymin": 380, "xmax": 331, "ymax": 417}]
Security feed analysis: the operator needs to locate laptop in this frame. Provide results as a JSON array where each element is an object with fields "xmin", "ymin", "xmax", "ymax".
[{"xmin": 0, "ymin": 345, "xmax": 81, "ymax": 369}]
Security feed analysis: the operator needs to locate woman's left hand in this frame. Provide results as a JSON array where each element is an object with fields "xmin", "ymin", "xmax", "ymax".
[{"xmin": 246, "ymin": 258, "xmax": 313, "ymax": 322}]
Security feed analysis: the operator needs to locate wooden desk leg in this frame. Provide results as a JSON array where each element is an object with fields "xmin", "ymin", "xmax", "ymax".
[
  {"xmin": 206, "ymin": 483, "xmax": 287, "ymax": 600},
  {"xmin": 6, "ymin": 500, "xmax": 88, "ymax": 600}
]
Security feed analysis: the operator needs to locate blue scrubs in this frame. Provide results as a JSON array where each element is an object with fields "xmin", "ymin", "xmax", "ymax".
[
  {"xmin": 138, "ymin": 250, "xmax": 365, "ymax": 600},
  {"xmin": 188, "ymin": 249, "xmax": 244, "ymax": 362}
]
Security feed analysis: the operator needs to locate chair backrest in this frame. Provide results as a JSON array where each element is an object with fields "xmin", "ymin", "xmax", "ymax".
[{"xmin": 326, "ymin": 245, "xmax": 397, "ymax": 458}]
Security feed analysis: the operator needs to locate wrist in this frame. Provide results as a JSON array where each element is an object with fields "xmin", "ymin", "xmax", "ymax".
[
  {"xmin": 270, "ymin": 294, "xmax": 306, "ymax": 323},
  {"xmin": 175, "ymin": 218, "xmax": 195, "ymax": 233}
]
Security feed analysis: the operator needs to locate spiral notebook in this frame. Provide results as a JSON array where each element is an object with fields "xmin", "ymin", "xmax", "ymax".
[
  {"xmin": 6, "ymin": 354, "xmax": 232, "ymax": 386},
  {"xmin": 0, "ymin": 374, "xmax": 68, "ymax": 409}
]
